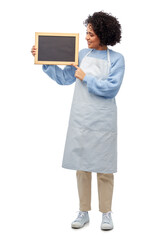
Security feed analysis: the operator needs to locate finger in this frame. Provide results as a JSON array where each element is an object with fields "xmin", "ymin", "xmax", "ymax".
[
  {"xmin": 31, "ymin": 46, "xmax": 37, "ymax": 51},
  {"xmin": 31, "ymin": 51, "xmax": 36, "ymax": 56},
  {"xmin": 72, "ymin": 63, "xmax": 79, "ymax": 69},
  {"xmin": 31, "ymin": 50, "xmax": 36, "ymax": 54},
  {"xmin": 75, "ymin": 71, "xmax": 78, "ymax": 78}
]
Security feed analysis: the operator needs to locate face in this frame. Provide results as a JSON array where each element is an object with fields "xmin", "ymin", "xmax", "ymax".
[{"xmin": 85, "ymin": 24, "xmax": 107, "ymax": 50}]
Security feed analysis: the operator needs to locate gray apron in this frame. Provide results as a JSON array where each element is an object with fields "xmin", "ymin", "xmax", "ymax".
[{"xmin": 62, "ymin": 49, "xmax": 117, "ymax": 173}]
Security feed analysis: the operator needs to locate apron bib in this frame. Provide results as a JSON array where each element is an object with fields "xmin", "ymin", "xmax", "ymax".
[{"xmin": 62, "ymin": 49, "xmax": 117, "ymax": 173}]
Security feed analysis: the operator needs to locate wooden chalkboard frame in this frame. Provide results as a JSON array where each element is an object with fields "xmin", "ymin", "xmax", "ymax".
[{"xmin": 34, "ymin": 32, "xmax": 79, "ymax": 65}]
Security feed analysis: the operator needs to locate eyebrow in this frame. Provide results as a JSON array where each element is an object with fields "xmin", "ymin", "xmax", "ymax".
[{"xmin": 86, "ymin": 31, "xmax": 95, "ymax": 35}]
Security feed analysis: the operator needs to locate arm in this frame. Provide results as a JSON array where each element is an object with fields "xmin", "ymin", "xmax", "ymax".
[
  {"xmin": 42, "ymin": 49, "xmax": 89, "ymax": 85},
  {"xmin": 31, "ymin": 45, "xmax": 80, "ymax": 86},
  {"xmin": 42, "ymin": 64, "xmax": 76, "ymax": 85},
  {"xmin": 83, "ymin": 54, "xmax": 125, "ymax": 98}
]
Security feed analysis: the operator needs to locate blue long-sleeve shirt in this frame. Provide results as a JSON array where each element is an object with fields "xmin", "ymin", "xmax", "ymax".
[{"xmin": 42, "ymin": 48, "xmax": 125, "ymax": 98}]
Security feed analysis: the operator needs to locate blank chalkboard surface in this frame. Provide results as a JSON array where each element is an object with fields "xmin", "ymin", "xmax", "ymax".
[{"xmin": 34, "ymin": 32, "xmax": 79, "ymax": 65}]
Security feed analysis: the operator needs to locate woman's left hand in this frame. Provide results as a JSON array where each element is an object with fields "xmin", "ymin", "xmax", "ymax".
[{"xmin": 72, "ymin": 64, "xmax": 86, "ymax": 81}]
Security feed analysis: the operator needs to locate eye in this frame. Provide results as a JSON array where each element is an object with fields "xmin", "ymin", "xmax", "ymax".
[{"xmin": 86, "ymin": 31, "xmax": 94, "ymax": 37}]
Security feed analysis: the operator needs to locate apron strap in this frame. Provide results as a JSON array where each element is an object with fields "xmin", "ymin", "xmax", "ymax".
[
  {"xmin": 107, "ymin": 49, "xmax": 111, "ymax": 75},
  {"xmin": 85, "ymin": 49, "xmax": 93, "ymax": 57}
]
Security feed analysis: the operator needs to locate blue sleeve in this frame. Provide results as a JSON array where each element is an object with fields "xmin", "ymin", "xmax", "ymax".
[
  {"xmin": 42, "ymin": 64, "xmax": 76, "ymax": 85},
  {"xmin": 83, "ymin": 54, "xmax": 125, "ymax": 98}
]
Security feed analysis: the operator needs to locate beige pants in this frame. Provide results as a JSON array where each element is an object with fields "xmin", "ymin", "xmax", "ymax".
[{"xmin": 76, "ymin": 170, "xmax": 114, "ymax": 213}]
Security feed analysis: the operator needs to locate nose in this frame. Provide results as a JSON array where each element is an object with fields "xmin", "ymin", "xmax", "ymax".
[{"xmin": 85, "ymin": 33, "xmax": 90, "ymax": 41}]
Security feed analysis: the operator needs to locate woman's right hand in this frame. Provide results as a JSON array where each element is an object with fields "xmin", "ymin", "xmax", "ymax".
[{"xmin": 31, "ymin": 45, "xmax": 37, "ymax": 57}]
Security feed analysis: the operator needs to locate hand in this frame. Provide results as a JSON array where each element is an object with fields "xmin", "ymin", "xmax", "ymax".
[
  {"xmin": 72, "ymin": 64, "xmax": 86, "ymax": 81},
  {"xmin": 31, "ymin": 45, "xmax": 37, "ymax": 57}
]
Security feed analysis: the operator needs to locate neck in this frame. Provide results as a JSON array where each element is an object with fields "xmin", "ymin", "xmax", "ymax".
[{"xmin": 96, "ymin": 45, "xmax": 107, "ymax": 50}]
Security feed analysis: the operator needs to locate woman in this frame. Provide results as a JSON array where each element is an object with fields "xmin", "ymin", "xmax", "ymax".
[{"xmin": 31, "ymin": 11, "xmax": 125, "ymax": 230}]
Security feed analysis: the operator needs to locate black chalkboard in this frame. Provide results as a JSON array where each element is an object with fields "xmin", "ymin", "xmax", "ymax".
[{"xmin": 35, "ymin": 32, "xmax": 79, "ymax": 65}]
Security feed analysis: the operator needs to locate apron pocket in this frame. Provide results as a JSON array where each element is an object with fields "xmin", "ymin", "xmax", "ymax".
[{"xmin": 70, "ymin": 104, "xmax": 117, "ymax": 133}]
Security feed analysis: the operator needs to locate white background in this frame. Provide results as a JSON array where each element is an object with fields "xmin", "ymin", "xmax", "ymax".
[{"xmin": 0, "ymin": 0, "xmax": 160, "ymax": 239}]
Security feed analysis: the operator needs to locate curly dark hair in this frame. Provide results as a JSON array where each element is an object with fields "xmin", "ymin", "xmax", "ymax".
[{"xmin": 84, "ymin": 11, "xmax": 122, "ymax": 46}]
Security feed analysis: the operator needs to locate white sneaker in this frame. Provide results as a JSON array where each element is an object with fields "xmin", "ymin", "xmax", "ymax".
[
  {"xmin": 71, "ymin": 211, "xmax": 89, "ymax": 229},
  {"xmin": 101, "ymin": 211, "xmax": 114, "ymax": 230}
]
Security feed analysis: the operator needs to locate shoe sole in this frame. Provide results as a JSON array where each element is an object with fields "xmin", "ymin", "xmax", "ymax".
[
  {"xmin": 71, "ymin": 221, "xmax": 89, "ymax": 229},
  {"xmin": 101, "ymin": 226, "xmax": 113, "ymax": 231}
]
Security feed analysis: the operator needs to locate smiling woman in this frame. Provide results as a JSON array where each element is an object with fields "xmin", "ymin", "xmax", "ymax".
[{"xmin": 31, "ymin": 10, "xmax": 125, "ymax": 231}]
